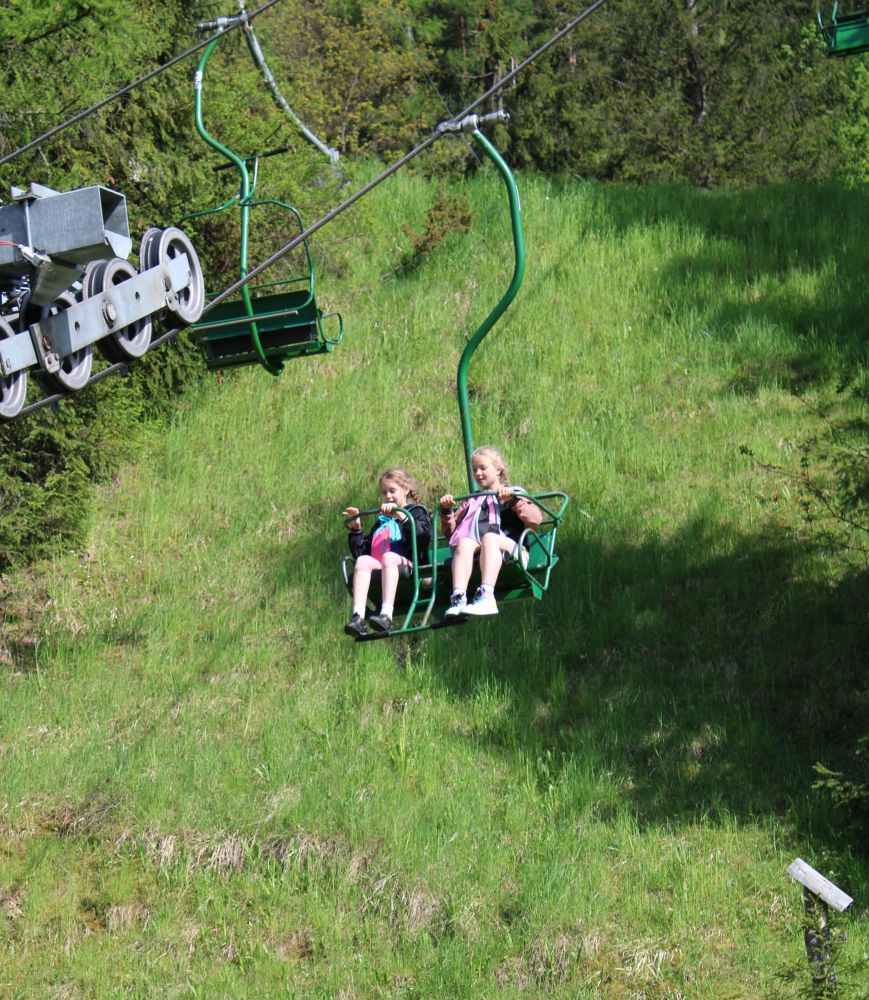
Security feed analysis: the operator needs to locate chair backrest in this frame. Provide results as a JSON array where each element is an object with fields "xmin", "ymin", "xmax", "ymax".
[{"xmin": 818, "ymin": 7, "xmax": 869, "ymax": 55}]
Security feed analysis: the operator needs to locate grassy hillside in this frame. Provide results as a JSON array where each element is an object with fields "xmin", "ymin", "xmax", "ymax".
[{"xmin": 1, "ymin": 170, "xmax": 867, "ymax": 997}]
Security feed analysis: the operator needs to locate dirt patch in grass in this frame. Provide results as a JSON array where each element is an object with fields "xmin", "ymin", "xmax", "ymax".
[
  {"xmin": 405, "ymin": 888, "xmax": 450, "ymax": 937},
  {"xmin": 495, "ymin": 930, "xmax": 582, "ymax": 989},
  {"xmin": 135, "ymin": 826, "xmax": 449, "ymax": 941},
  {"xmin": 260, "ymin": 829, "xmax": 351, "ymax": 873},
  {"xmin": 1, "ymin": 883, "xmax": 24, "ymax": 919},
  {"xmin": 137, "ymin": 829, "xmax": 247, "ymax": 872},
  {"xmin": 208, "ymin": 834, "xmax": 245, "ymax": 873},
  {"xmin": 0, "ymin": 574, "xmax": 52, "ymax": 673},
  {"xmin": 360, "ymin": 872, "xmax": 452, "ymax": 939},
  {"xmin": 274, "ymin": 928, "xmax": 315, "ymax": 962},
  {"xmin": 529, "ymin": 931, "xmax": 577, "ymax": 984},
  {"xmin": 134, "ymin": 826, "xmax": 370, "ymax": 883},
  {"xmin": 38, "ymin": 796, "xmax": 118, "ymax": 837},
  {"xmin": 105, "ymin": 902, "xmax": 150, "ymax": 932},
  {"xmin": 19, "ymin": 817, "xmax": 451, "ymax": 947},
  {"xmin": 495, "ymin": 956, "xmax": 530, "ymax": 989},
  {"xmin": 621, "ymin": 942, "xmax": 681, "ymax": 987}
]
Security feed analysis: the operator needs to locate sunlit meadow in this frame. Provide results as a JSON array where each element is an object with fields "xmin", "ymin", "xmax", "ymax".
[{"xmin": 1, "ymin": 171, "xmax": 866, "ymax": 997}]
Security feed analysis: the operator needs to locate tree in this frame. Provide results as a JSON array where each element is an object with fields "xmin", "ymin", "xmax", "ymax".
[{"xmin": 415, "ymin": 0, "xmax": 856, "ymax": 186}]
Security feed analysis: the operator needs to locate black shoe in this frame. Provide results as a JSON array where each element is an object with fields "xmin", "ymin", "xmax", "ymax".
[
  {"xmin": 344, "ymin": 613, "xmax": 367, "ymax": 637},
  {"xmin": 368, "ymin": 612, "xmax": 393, "ymax": 633}
]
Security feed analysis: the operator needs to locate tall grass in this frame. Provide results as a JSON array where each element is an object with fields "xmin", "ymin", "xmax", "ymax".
[{"xmin": 0, "ymin": 172, "xmax": 866, "ymax": 997}]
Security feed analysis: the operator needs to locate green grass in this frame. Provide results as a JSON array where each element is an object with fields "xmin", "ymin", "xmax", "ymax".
[{"xmin": 1, "ymin": 172, "xmax": 867, "ymax": 998}]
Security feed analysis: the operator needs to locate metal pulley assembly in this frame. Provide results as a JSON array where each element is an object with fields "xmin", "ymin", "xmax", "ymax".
[{"xmin": 0, "ymin": 183, "xmax": 205, "ymax": 419}]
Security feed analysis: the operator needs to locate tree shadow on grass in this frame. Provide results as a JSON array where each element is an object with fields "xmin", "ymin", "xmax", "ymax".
[
  {"xmin": 423, "ymin": 518, "xmax": 867, "ymax": 847},
  {"xmin": 565, "ymin": 180, "xmax": 869, "ymax": 381},
  {"xmin": 260, "ymin": 486, "xmax": 866, "ymax": 857}
]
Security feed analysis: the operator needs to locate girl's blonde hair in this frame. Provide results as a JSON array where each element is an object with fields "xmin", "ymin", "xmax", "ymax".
[
  {"xmin": 379, "ymin": 467, "xmax": 424, "ymax": 504},
  {"xmin": 471, "ymin": 445, "xmax": 510, "ymax": 486}
]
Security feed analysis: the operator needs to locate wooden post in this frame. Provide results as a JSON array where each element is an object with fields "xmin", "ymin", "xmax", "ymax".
[
  {"xmin": 802, "ymin": 887, "xmax": 835, "ymax": 994},
  {"xmin": 788, "ymin": 858, "xmax": 854, "ymax": 997}
]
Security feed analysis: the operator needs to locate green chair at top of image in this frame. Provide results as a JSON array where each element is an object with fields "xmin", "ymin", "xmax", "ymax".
[
  {"xmin": 818, "ymin": 3, "xmax": 869, "ymax": 55},
  {"xmin": 182, "ymin": 24, "xmax": 342, "ymax": 375}
]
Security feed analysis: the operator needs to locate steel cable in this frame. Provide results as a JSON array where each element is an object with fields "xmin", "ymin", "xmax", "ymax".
[{"xmin": 0, "ymin": 0, "xmax": 288, "ymax": 168}]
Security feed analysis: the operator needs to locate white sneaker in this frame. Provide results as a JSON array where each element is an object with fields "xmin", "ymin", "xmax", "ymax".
[
  {"xmin": 464, "ymin": 590, "xmax": 498, "ymax": 616},
  {"xmin": 444, "ymin": 594, "xmax": 468, "ymax": 617}
]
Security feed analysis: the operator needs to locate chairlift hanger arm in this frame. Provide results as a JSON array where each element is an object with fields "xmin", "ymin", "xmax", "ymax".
[
  {"xmin": 197, "ymin": 6, "xmax": 340, "ymax": 165},
  {"xmin": 234, "ymin": 2, "xmax": 340, "ymax": 164},
  {"xmin": 193, "ymin": 29, "xmax": 281, "ymax": 375},
  {"xmin": 450, "ymin": 117, "xmax": 525, "ymax": 493}
]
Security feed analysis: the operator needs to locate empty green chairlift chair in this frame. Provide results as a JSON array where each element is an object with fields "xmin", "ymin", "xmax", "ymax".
[
  {"xmin": 818, "ymin": 3, "xmax": 869, "ymax": 55},
  {"xmin": 184, "ymin": 21, "xmax": 342, "ymax": 374}
]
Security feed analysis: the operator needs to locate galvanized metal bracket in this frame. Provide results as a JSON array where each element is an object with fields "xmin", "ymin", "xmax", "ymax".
[
  {"xmin": 0, "ymin": 254, "xmax": 192, "ymax": 376},
  {"xmin": 437, "ymin": 110, "xmax": 509, "ymax": 136}
]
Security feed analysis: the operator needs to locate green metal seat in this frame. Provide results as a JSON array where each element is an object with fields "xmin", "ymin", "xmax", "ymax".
[
  {"xmin": 818, "ymin": 4, "xmax": 869, "ymax": 55},
  {"xmin": 193, "ymin": 285, "xmax": 341, "ymax": 371},
  {"xmin": 185, "ymin": 28, "xmax": 342, "ymax": 375}
]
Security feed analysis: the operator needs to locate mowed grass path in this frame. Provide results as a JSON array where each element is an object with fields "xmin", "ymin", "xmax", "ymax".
[{"xmin": 1, "ymin": 172, "xmax": 867, "ymax": 997}]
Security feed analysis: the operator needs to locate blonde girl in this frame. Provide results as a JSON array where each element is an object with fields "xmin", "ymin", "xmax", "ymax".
[{"xmin": 438, "ymin": 446, "xmax": 541, "ymax": 617}]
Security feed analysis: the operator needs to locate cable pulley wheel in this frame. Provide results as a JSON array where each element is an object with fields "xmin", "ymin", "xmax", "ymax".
[
  {"xmin": 0, "ymin": 316, "xmax": 27, "ymax": 419},
  {"xmin": 37, "ymin": 291, "xmax": 93, "ymax": 393},
  {"xmin": 155, "ymin": 227, "xmax": 205, "ymax": 324},
  {"xmin": 138, "ymin": 227, "xmax": 162, "ymax": 272},
  {"xmin": 95, "ymin": 258, "xmax": 153, "ymax": 361},
  {"xmin": 82, "ymin": 260, "xmax": 107, "ymax": 299}
]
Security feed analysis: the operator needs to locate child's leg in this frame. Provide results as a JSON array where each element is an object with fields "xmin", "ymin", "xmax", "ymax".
[
  {"xmin": 352, "ymin": 555, "xmax": 381, "ymax": 615},
  {"xmin": 463, "ymin": 535, "xmax": 516, "ymax": 616},
  {"xmin": 450, "ymin": 537, "xmax": 480, "ymax": 594},
  {"xmin": 379, "ymin": 552, "xmax": 412, "ymax": 611},
  {"xmin": 479, "ymin": 533, "xmax": 516, "ymax": 586}
]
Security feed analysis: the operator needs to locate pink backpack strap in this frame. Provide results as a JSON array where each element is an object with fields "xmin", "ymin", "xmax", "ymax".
[{"xmin": 448, "ymin": 494, "xmax": 497, "ymax": 546}]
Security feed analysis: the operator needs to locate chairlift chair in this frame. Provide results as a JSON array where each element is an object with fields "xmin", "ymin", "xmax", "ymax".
[
  {"xmin": 341, "ymin": 490, "xmax": 568, "ymax": 642},
  {"xmin": 183, "ymin": 22, "xmax": 342, "ymax": 375},
  {"xmin": 818, "ymin": 3, "xmax": 869, "ymax": 55},
  {"xmin": 339, "ymin": 114, "xmax": 569, "ymax": 641}
]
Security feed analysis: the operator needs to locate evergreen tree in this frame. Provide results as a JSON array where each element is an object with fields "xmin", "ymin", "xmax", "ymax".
[{"xmin": 500, "ymin": 0, "xmax": 853, "ymax": 185}]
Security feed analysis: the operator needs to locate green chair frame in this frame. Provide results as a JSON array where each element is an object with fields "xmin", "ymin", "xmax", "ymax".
[
  {"xmin": 183, "ymin": 29, "xmax": 342, "ymax": 375},
  {"xmin": 818, "ymin": 3, "xmax": 869, "ymax": 56}
]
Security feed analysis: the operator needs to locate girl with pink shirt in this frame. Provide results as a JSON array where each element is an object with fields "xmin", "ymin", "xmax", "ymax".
[{"xmin": 438, "ymin": 446, "xmax": 541, "ymax": 618}]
